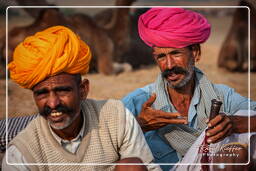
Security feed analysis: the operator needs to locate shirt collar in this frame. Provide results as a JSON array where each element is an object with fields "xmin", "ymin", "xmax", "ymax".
[
  {"xmin": 152, "ymin": 74, "xmax": 173, "ymax": 111},
  {"xmin": 49, "ymin": 113, "xmax": 85, "ymax": 145},
  {"xmin": 152, "ymin": 69, "xmax": 201, "ymax": 112}
]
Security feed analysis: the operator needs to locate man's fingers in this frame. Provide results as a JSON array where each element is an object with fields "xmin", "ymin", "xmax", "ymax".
[
  {"xmin": 142, "ymin": 93, "xmax": 156, "ymax": 108},
  {"xmin": 159, "ymin": 118, "xmax": 188, "ymax": 124},
  {"xmin": 207, "ymin": 116, "xmax": 231, "ymax": 136},
  {"xmin": 156, "ymin": 111, "xmax": 184, "ymax": 119},
  {"xmin": 212, "ymin": 128, "xmax": 233, "ymax": 144},
  {"xmin": 205, "ymin": 118, "xmax": 209, "ymax": 123},
  {"xmin": 208, "ymin": 114, "xmax": 225, "ymax": 128},
  {"xmin": 207, "ymin": 123, "xmax": 232, "ymax": 143}
]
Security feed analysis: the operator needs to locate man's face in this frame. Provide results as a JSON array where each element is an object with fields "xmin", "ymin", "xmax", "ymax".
[
  {"xmin": 32, "ymin": 73, "xmax": 87, "ymax": 130},
  {"xmin": 153, "ymin": 47, "xmax": 196, "ymax": 89}
]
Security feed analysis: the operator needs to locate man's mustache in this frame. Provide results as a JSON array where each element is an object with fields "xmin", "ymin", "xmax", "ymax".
[
  {"xmin": 40, "ymin": 104, "xmax": 74, "ymax": 116},
  {"xmin": 162, "ymin": 66, "xmax": 188, "ymax": 78}
]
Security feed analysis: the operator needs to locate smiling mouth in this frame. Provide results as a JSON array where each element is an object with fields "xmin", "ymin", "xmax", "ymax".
[
  {"xmin": 50, "ymin": 112, "xmax": 63, "ymax": 117},
  {"xmin": 167, "ymin": 73, "xmax": 182, "ymax": 81},
  {"xmin": 48, "ymin": 112, "xmax": 66, "ymax": 122}
]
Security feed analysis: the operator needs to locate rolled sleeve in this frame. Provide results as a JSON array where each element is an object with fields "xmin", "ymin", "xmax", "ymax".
[
  {"xmin": 118, "ymin": 108, "xmax": 161, "ymax": 171},
  {"xmin": 2, "ymin": 145, "xmax": 30, "ymax": 171}
]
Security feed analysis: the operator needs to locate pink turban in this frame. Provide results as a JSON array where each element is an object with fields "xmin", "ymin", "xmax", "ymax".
[{"xmin": 138, "ymin": 8, "xmax": 211, "ymax": 48}]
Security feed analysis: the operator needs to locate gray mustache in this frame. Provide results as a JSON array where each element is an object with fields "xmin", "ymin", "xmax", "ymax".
[{"xmin": 162, "ymin": 67, "xmax": 188, "ymax": 78}]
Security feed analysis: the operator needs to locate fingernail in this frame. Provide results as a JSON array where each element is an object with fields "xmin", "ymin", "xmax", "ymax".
[
  {"xmin": 206, "ymin": 132, "xmax": 210, "ymax": 136},
  {"xmin": 207, "ymin": 139, "xmax": 212, "ymax": 143},
  {"xmin": 208, "ymin": 123, "xmax": 211, "ymax": 127}
]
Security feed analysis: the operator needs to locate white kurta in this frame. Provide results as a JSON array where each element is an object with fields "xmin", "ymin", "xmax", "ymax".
[{"xmin": 172, "ymin": 110, "xmax": 256, "ymax": 171}]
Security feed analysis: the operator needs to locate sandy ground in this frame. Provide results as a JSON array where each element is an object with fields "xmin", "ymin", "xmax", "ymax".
[{"xmin": 0, "ymin": 14, "xmax": 255, "ymax": 119}]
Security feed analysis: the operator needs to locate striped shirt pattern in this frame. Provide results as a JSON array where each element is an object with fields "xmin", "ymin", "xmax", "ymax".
[{"xmin": 0, "ymin": 114, "xmax": 37, "ymax": 152}]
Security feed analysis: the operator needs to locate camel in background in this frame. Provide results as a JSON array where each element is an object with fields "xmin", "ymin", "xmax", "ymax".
[
  {"xmin": 218, "ymin": 0, "xmax": 256, "ymax": 72},
  {"xmin": 94, "ymin": 7, "xmax": 153, "ymax": 69},
  {"xmin": 7, "ymin": 8, "xmax": 118, "ymax": 75},
  {"xmin": 1, "ymin": 0, "xmax": 138, "ymax": 78}
]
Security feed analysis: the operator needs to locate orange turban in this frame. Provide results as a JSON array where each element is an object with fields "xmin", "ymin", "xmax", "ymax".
[{"xmin": 8, "ymin": 26, "xmax": 92, "ymax": 89}]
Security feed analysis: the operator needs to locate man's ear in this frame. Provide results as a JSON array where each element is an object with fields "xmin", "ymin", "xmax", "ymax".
[
  {"xmin": 192, "ymin": 49, "xmax": 201, "ymax": 63},
  {"xmin": 80, "ymin": 79, "xmax": 89, "ymax": 100}
]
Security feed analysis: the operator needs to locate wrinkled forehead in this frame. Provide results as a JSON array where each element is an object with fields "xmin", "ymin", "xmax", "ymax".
[
  {"xmin": 152, "ymin": 46, "xmax": 188, "ymax": 54},
  {"xmin": 32, "ymin": 73, "xmax": 77, "ymax": 91}
]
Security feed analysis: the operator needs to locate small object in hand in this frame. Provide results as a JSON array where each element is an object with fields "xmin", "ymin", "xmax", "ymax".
[{"xmin": 209, "ymin": 99, "xmax": 222, "ymax": 120}]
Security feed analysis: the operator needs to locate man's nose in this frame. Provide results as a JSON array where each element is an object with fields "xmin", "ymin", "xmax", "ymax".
[
  {"xmin": 166, "ymin": 55, "xmax": 175, "ymax": 69},
  {"xmin": 46, "ymin": 92, "xmax": 60, "ymax": 109}
]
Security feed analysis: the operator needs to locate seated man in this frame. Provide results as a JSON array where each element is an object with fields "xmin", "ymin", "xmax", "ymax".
[
  {"xmin": 121, "ymin": 8, "xmax": 256, "ymax": 170},
  {"xmin": 1, "ymin": 8, "xmax": 255, "ymax": 171},
  {"xmin": 2, "ymin": 26, "xmax": 160, "ymax": 171}
]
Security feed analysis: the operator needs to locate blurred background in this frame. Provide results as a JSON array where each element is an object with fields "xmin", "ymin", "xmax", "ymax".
[{"xmin": 0, "ymin": 0, "xmax": 255, "ymax": 119}]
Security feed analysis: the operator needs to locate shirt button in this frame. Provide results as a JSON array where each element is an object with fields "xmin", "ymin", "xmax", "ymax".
[{"xmin": 156, "ymin": 152, "xmax": 161, "ymax": 155}]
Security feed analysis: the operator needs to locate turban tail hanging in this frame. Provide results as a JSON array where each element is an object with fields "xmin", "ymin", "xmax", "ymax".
[
  {"xmin": 138, "ymin": 8, "xmax": 211, "ymax": 48},
  {"xmin": 8, "ymin": 26, "xmax": 92, "ymax": 89}
]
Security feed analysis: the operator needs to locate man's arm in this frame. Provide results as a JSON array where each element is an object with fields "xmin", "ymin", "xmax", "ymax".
[
  {"xmin": 2, "ymin": 145, "xmax": 30, "ymax": 171},
  {"xmin": 206, "ymin": 111, "xmax": 256, "ymax": 144},
  {"xmin": 118, "ymin": 108, "xmax": 161, "ymax": 171},
  {"xmin": 231, "ymin": 115, "xmax": 256, "ymax": 133},
  {"xmin": 115, "ymin": 158, "xmax": 148, "ymax": 171},
  {"xmin": 128, "ymin": 94, "xmax": 187, "ymax": 132},
  {"xmin": 205, "ymin": 85, "xmax": 256, "ymax": 143}
]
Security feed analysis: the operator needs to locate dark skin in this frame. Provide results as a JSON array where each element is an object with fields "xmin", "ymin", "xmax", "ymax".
[
  {"xmin": 32, "ymin": 73, "xmax": 89, "ymax": 140},
  {"xmin": 137, "ymin": 46, "xmax": 253, "ymax": 144},
  {"xmin": 33, "ymin": 73, "xmax": 147, "ymax": 169},
  {"xmin": 137, "ymin": 93, "xmax": 188, "ymax": 132}
]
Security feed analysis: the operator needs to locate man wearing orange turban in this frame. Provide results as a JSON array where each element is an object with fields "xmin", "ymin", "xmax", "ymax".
[
  {"xmin": 9, "ymin": 26, "xmax": 92, "ymax": 89},
  {"xmin": 3, "ymin": 26, "xmax": 160, "ymax": 171}
]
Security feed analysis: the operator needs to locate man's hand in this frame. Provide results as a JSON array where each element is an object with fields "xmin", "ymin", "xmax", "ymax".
[
  {"xmin": 206, "ymin": 114, "xmax": 232, "ymax": 144},
  {"xmin": 206, "ymin": 114, "xmax": 256, "ymax": 144},
  {"xmin": 136, "ymin": 93, "xmax": 188, "ymax": 132}
]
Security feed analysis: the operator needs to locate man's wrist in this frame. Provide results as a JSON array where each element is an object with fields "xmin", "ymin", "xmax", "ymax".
[
  {"xmin": 231, "ymin": 116, "xmax": 249, "ymax": 133},
  {"xmin": 136, "ymin": 116, "xmax": 148, "ymax": 133}
]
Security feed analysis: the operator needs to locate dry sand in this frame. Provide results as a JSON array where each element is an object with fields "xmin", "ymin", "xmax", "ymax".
[{"xmin": 1, "ymin": 15, "xmax": 255, "ymax": 119}]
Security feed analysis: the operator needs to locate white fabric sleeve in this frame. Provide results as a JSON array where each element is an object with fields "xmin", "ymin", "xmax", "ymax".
[
  {"xmin": 2, "ymin": 145, "xmax": 30, "ymax": 171},
  {"xmin": 172, "ymin": 110, "xmax": 256, "ymax": 171},
  {"xmin": 118, "ymin": 108, "xmax": 162, "ymax": 171}
]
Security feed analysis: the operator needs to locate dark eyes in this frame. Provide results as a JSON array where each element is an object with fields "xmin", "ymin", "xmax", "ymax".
[
  {"xmin": 55, "ymin": 87, "xmax": 72, "ymax": 92},
  {"xmin": 157, "ymin": 53, "xmax": 166, "ymax": 59},
  {"xmin": 155, "ymin": 51, "xmax": 182, "ymax": 61},
  {"xmin": 33, "ymin": 87, "xmax": 72, "ymax": 98},
  {"xmin": 34, "ymin": 90, "xmax": 48, "ymax": 96}
]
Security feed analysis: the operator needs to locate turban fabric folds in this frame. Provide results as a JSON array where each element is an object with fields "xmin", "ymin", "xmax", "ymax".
[
  {"xmin": 8, "ymin": 26, "xmax": 92, "ymax": 89},
  {"xmin": 138, "ymin": 8, "xmax": 211, "ymax": 48}
]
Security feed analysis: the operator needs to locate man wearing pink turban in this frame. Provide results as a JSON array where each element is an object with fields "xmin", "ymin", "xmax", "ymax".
[
  {"xmin": 122, "ymin": 8, "xmax": 256, "ymax": 170},
  {"xmin": 138, "ymin": 8, "xmax": 211, "ymax": 48}
]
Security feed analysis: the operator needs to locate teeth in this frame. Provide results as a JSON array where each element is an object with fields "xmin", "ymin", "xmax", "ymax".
[{"xmin": 50, "ymin": 112, "xmax": 63, "ymax": 117}]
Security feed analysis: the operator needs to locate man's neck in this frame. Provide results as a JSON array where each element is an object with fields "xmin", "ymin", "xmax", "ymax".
[
  {"xmin": 52, "ymin": 112, "xmax": 83, "ymax": 141},
  {"xmin": 167, "ymin": 78, "xmax": 195, "ymax": 116}
]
